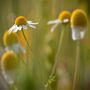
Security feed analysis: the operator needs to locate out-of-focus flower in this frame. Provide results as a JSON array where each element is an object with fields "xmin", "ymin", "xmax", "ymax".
[
  {"xmin": 1, "ymin": 51, "xmax": 18, "ymax": 70},
  {"xmin": 8, "ymin": 16, "xmax": 38, "ymax": 33},
  {"xmin": 3, "ymin": 31, "xmax": 26, "ymax": 53},
  {"xmin": 1, "ymin": 51, "xmax": 19, "ymax": 84},
  {"xmin": 3, "ymin": 31, "xmax": 18, "ymax": 47},
  {"xmin": 71, "ymin": 9, "xmax": 88, "ymax": 40},
  {"xmin": 48, "ymin": 11, "xmax": 71, "ymax": 32}
]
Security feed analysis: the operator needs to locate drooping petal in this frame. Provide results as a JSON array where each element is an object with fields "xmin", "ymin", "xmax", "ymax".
[
  {"xmin": 28, "ymin": 24, "xmax": 36, "ymax": 28},
  {"xmin": 27, "ymin": 21, "xmax": 32, "ymax": 24},
  {"xmin": 8, "ymin": 24, "xmax": 17, "ymax": 33},
  {"xmin": 12, "ymin": 25, "xmax": 21, "ymax": 32},
  {"xmin": 51, "ymin": 24, "xmax": 59, "ymax": 32},
  {"xmin": 27, "ymin": 21, "xmax": 38, "ymax": 25},
  {"xmin": 71, "ymin": 27, "xmax": 86, "ymax": 40},
  {"xmin": 48, "ymin": 19, "xmax": 61, "ymax": 25},
  {"xmin": 17, "ymin": 26, "xmax": 22, "ymax": 31}
]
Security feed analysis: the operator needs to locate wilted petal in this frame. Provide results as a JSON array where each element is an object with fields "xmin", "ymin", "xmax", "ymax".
[
  {"xmin": 8, "ymin": 24, "xmax": 17, "ymax": 33},
  {"xmin": 51, "ymin": 24, "xmax": 59, "ymax": 32},
  {"xmin": 12, "ymin": 26, "xmax": 18, "ymax": 32},
  {"xmin": 71, "ymin": 27, "xmax": 86, "ymax": 40}
]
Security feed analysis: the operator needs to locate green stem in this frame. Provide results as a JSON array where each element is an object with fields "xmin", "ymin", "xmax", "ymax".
[
  {"xmin": 72, "ymin": 40, "xmax": 80, "ymax": 90},
  {"xmin": 50, "ymin": 29, "xmax": 65, "ymax": 78},
  {"xmin": 45, "ymin": 29, "xmax": 65, "ymax": 89},
  {"xmin": 21, "ymin": 29, "xmax": 32, "ymax": 51}
]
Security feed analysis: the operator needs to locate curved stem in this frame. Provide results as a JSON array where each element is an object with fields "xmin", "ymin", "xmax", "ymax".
[
  {"xmin": 45, "ymin": 29, "xmax": 65, "ymax": 89},
  {"xmin": 72, "ymin": 40, "xmax": 80, "ymax": 90},
  {"xmin": 50, "ymin": 29, "xmax": 65, "ymax": 78}
]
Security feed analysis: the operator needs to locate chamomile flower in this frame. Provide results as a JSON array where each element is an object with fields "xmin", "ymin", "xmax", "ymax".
[
  {"xmin": 1, "ymin": 51, "xmax": 19, "ymax": 84},
  {"xmin": 3, "ymin": 31, "xmax": 18, "ymax": 47},
  {"xmin": 3, "ymin": 31, "xmax": 25, "ymax": 53},
  {"xmin": 48, "ymin": 10, "xmax": 71, "ymax": 32},
  {"xmin": 71, "ymin": 9, "xmax": 88, "ymax": 40},
  {"xmin": 8, "ymin": 16, "xmax": 38, "ymax": 33}
]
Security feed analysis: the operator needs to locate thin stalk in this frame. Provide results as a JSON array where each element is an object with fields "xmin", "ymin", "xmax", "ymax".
[
  {"xmin": 21, "ymin": 29, "xmax": 32, "ymax": 66},
  {"xmin": 45, "ymin": 29, "xmax": 65, "ymax": 89},
  {"xmin": 21, "ymin": 29, "xmax": 32, "ymax": 51},
  {"xmin": 72, "ymin": 40, "xmax": 80, "ymax": 90},
  {"xmin": 50, "ymin": 29, "xmax": 65, "ymax": 78}
]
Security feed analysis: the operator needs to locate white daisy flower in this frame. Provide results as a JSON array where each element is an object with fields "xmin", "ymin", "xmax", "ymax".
[
  {"xmin": 8, "ymin": 16, "xmax": 38, "ymax": 33},
  {"xmin": 71, "ymin": 9, "xmax": 88, "ymax": 40},
  {"xmin": 48, "ymin": 11, "xmax": 71, "ymax": 32}
]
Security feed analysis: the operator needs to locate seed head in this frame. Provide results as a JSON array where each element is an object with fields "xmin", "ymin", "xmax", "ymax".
[
  {"xmin": 15, "ymin": 16, "xmax": 27, "ymax": 26},
  {"xmin": 71, "ymin": 9, "xmax": 88, "ymax": 40},
  {"xmin": 3, "ymin": 31, "xmax": 18, "ymax": 47},
  {"xmin": 1, "ymin": 51, "xmax": 19, "ymax": 70},
  {"xmin": 58, "ymin": 11, "xmax": 71, "ymax": 23},
  {"xmin": 71, "ymin": 9, "xmax": 87, "ymax": 28}
]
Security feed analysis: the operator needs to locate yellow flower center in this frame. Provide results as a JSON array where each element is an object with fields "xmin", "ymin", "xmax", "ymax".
[
  {"xmin": 3, "ymin": 31, "xmax": 18, "ymax": 47},
  {"xmin": 71, "ymin": 9, "xmax": 87, "ymax": 28},
  {"xmin": 1, "ymin": 51, "xmax": 19, "ymax": 70},
  {"xmin": 15, "ymin": 16, "xmax": 27, "ymax": 26},
  {"xmin": 58, "ymin": 11, "xmax": 71, "ymax": 22}
]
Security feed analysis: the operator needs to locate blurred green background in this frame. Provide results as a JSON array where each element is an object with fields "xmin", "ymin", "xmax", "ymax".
[{"xmin": 0, "ymin": 0, "xmax": 90, "ymax": 90}]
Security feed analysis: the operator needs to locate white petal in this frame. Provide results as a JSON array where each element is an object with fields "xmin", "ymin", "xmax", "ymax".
[
  {"xmin": 22, "ymin": 25, "xmax": 27, "ymax": 30},
  {"xmin": 17, "ymin": 26, "xmax": 22, "ymax": 31},
  {"xmin": 27, "ymin": 21, "xmax": 32, "ymax": 24},
  {"xmin": 51, "ymin": 24, "xmax": 59, "ymax": 32},
  {"xmin": 28, "ymin": 24, "xmax": 36, "ymax": 28},
  {"xmin": 13, "ymin": 26, "xmax": 20, "ymax": 32},
  {"xmin": 48, "ymin": 19, "xmax": 61, "ymax": 25},
  {"xmin": 27, "ymin": 21, "xmax": 38, "ymax": 25},
  {"xmin": 71, "ymin": 27, "xmax": 86, "ymax": 40},
  {"xmin": 8, "ymin": 24, "xmax": 17, "ymax": 33},
  {"xmin": 63, "ymin": 19, "xmax": 69, "ymax": 23}
]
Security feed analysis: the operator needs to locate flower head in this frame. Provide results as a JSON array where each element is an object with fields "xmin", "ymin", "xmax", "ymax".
[
  {"xmin": 1, "ymin": 51, "xmax": 19, "ymax": 84},
  {"xmin": 71, "ymin": 9, "xmax": 88, "ymax": 40},
  {"xmin": 3, "ymin": 31, "xmax": 18, "ymax": 47},
  {"xmin": 1, "ymin": 51, "xmax": 19, "ymax": 71},
  {"xmin": 48, "ymin": 10, "xmax": 71, "ymax": 32},
  {"xmin": 8, "ymin": 16, "xmax": 38, "ymax": 33},
  {"xmin": 58, "ymin": 11, "xmax": 71, "ymax": 23}
]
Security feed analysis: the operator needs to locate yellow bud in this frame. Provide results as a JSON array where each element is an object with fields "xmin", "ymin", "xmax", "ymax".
[
  {"xmin": 1, "ymin": 51, "xmax": 19, "ymax": 70},
  {"xmin": 15, "ymin": 16, "xmax": 27, "ymax": 26},
  {"xmin": 3, "ymin": 31, "xmax": 18, "ymax": 47},
  {"xmin": 58, "ymin": 11, "xmax": 71, "ymax": 22},
  {"xmin": 71, "ymin": 9, "xmax": 87, "ymax": 28}
]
